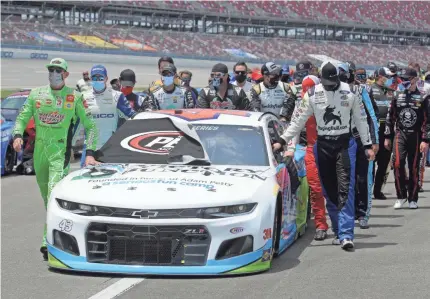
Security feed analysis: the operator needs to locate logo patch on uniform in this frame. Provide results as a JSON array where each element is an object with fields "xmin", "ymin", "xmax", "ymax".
[
  {"xmin": 64, "ymin": 102, "xmax": 73, "ymax": 110},
  {"xmin": 56, "ymin": 96, "xmax": 62, "ymax": 108},
  {"xmin": 38, "ymin": 112, "xmax": 65, "ymax": 124},
  {"xmin": 400, "ymin": 108, "xmax": 417, "ymax": 128},
  {"xmin": 36, "ymin": 100, "xmax": 41, "ymax": 109},
  {"xmin": 340, "ymin": 95, "xmax": 348, "ymax": 100},
  {"xmin": 66, "ymin": 95, "xmax": 74, "ymax": 102},
  {"xmin": 45, "ymin": 99, "xmax": 52, "ymax": 105},
  {"xmin": 323, "ymin": 106, "xmax": 342, "ymax": 125},
  {"xmin": 172, "ymin": 96, "xmax": 178, "ymax": 103},
  {"xmin": 340, "ymin": 90, "xmax": 350, "ymax": 95},
  {"xmin": 341, "ymin": 101, "xmax": 349, "ymax": 107}
]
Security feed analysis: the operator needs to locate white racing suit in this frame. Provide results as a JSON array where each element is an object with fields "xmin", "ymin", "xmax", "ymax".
[
  {"xmin": 278, "ymin": 82, "xmax": 371, "ymax": 241},
  {"xmin": 143, "ymin": 85, "xmax": 195, "ymax": 110},
  {"xmin": 80, "ymin": 87, "xmax": 135, "ymax": 166}
]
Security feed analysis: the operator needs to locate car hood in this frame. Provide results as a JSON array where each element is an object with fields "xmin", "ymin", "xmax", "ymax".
[{"xmin": 54, "ymin": 163, "xmax": 275, "ymax": 209}]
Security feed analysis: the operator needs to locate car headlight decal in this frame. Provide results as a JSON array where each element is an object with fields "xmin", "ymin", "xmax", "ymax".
[{"xmin": 199, "ymin": 203, "xmax": 257, "ymax": 219}]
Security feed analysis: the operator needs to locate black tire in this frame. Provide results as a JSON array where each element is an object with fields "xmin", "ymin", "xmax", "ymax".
[
  {"xmin": 4, "ymin": 145, "xmax": 15, "ymax": 174},
  {"xmin": 272, "ymin": 195, "xmax": 282, "ymax": 258}
]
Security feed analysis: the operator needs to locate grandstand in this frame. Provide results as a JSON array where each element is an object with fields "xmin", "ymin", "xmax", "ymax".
[{"xmin": 1, "ymin": 1, "xmax": 429, "ymax": 68}]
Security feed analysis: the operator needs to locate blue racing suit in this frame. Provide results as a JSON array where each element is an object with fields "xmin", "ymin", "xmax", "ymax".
[
  {"xmin": 80, "ymin": 88, "xmax": 135, "ymax": 167},
  {"xmin": 351, "ymin": 84, "xmax": 379, "ymax": 221}
]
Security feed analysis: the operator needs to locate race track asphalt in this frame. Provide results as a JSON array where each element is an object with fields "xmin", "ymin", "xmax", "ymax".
[{"xmin": 2, "ymin": 160, "xmax": 430, "ymax": 299}]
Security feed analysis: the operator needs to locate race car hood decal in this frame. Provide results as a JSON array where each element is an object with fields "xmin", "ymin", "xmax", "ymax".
[{"xmin": 55, "ymin": 163, "xmax": 274, "ymax": 209}]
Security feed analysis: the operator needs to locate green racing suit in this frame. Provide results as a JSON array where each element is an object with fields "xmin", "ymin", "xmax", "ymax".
[{"xmin": 13, "ymin": 85, "xmax": 98, "ymax": 247}]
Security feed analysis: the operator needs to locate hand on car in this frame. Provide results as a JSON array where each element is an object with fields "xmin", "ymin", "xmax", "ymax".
[
  {"xmin": 272, "ymin": 143, "xmax": 282, "ymax": 151},
  {"xmin": 85, "ymin": 156, "xmax": 100, "ymax": 166},
  {"xmin": 13, "ymin": 138, "xmax": 23, "ymax": 152}
]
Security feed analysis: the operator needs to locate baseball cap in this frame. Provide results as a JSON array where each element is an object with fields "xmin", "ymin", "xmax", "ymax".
[
  {"xmin": 302, "ymin": 75, "xmax": 320, "ymax": 93},
  {"xmin": 46, "ymin": 58, "xmax": 68, "ymax": 71},
  {"xmin": 211, "ymin": 63, "xmax": 228, "ymax": 74},
  {"xmin": 399, "ymin": 68, "xmax": 418, "ymax": 79},
  {"xmin": 295, "ymin": 60, "xmax": 312, "ymax": 72},
  {"xmin": 376, "ymin": 67, "xmax": 395, "ymax": 78},
  {"xmin": 337, "ymin": 62, "xmax": 349, "ymax": 73},
  {"xmin": 91, "ymin": 65, "xmax": 107, "ymax": 77},
  {"xmin": 320, "ymin": 61, "xmax": 340, "ymax": 86},
  {"xmin": 158, "ymin": 56, "xmax": 174, "ymax": 67},
  {"xmin": 281, "ymin": 64, "xmax": 290, "ymax": 75},
  {"xmin": 261, "ymin": 62, "xmax": 281, "ymax": 76},
  {"xmin": 387, "ymin": 62, "xmax": 398, "ymax": 73},
  {"xmin": 160, "ymin": 63, "xmax": 177, "ymax": 75},
  {"xmin": 119, "ymin": 69, "xmax": 136, "ymax": 86}
]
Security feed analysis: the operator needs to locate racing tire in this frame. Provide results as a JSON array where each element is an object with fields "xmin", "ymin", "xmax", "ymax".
[
  {"xmin": 272, "ymin": 195, "xmax": 282, "ymax": 258},
  {"xmin": 4, "ymin": 145, "xmax": 16, "ymax": 174}
]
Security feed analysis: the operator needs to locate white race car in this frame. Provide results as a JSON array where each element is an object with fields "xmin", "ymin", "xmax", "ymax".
[{"xmin": 47, "ymin": 109, "xmax": 310, "ymax": 275}]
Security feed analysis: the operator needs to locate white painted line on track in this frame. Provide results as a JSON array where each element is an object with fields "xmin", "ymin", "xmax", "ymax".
[{"xmin": 87, "ymin": 278, "xmax": 145, "ymax": 299}]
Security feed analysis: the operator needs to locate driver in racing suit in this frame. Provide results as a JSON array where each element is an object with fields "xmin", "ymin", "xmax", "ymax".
[
  {"xmin": 272, "ymin": 61, "xmax": 375, "ymax": 250},
  {"xmin": 141, "ymin": 64, "xmax": 195, "ymax": 111},
  {"xmin": 385, "ymin": 68, "xmax": 430, "ymax": 210},
  {"xmin": 339, "ymin": 62, "xmax": 379, "ymax": 229},
  {"xmin": 12, "ymin": 58, "xmax": 98, "ymax": 260},
  {"xmin": 80, "ymin": 65, "xmax": 136, "ymax": 167}
]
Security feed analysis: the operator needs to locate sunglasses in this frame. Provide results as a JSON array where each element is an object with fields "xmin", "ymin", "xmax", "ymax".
[
  {"xmin": 210, "ymin": 73, "xmax": 225, "ymax": 78},
  {"xmin": 234, "ymin": 71, "xmax": 246, "ymax": 75},
  {"xmin": 48, "ymin": 67, "xmax": 63, "ymax": 73},
  {"xmin": 356, "ymin": 73, "xmax": 367, "ymax": 79},
  {"xmin": 91, "ymin": 76, "xmax": 105, "ymax": 81}
]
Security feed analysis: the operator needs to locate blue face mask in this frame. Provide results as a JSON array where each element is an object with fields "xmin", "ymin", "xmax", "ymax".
[
  {"xmin": 92, "ymin": 81, "xmax": 106, "ymax": 93},
  {"xmin": 212, "ymin": 77, "xmax": 222, "ymax": 88},
  {"xmin": 384, "ymin": 77, "xmax": 393, "ymax": 87},
  {"xmin": 162, "ymin": 76, "xmax": 174, "ymax": 86}
]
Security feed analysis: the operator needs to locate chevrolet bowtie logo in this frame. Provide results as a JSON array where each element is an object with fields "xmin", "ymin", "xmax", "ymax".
[{"xmin": 131, "ymin": 210, "xmax": 159, "ymax": 219}]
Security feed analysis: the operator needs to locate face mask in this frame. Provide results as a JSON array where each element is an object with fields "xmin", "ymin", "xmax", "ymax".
[
  {"xmin": 49, "ymin": 72, "xmax": 64, "ymax": 88},
  {"xmin": 268, "ymin": 76, "xmax": 279, "ymax": 87},
  {"xmin": 323, "ymin": 83, "xmax": 339, "ymax": 92},
  {"xmin": 121, "ymin": 86, "xmax": 133, "ymax": 96},
  {"xmin": 339, "ymin": 73, "xmax": 349, "ymax": 83},
  {"xmin": 162, "ymin": 76, "xmax": 174, "ymax": 86},
  {"xmin": 280, "ymin": 75, "xmax": 290, "ymax": 83},
  {"xmin": 181, "ymin": 79, "xmax": 190, "ymax": 87},
  {"xmin": 347, "ymin": 72, "xmax": 355, "ymax": 84},
  {"xmin": 212, "ymin": 77, "xmax": 223, "ymax": 88},
  {"xmin": 384, "ymin": 78, "xmax": 393, "ymax": 87},
  {"xmin": 92, "ymin": 81, "xmax": 106, "ymax": 93},
  {"xmin": 235, "ymin": 74, "xmax": 246, "ymax": 83}
]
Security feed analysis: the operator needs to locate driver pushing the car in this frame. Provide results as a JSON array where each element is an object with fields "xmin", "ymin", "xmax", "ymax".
[
  {"xmin": 272, "ymin": 61, "xmax": 375, "ymax": 250},
  {"xmin": 12, "ymin": 58, "xmax": 98, "ymax": 260}
]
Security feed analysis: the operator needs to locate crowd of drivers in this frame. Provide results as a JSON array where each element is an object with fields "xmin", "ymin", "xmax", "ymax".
[{"xmin": 11, "ymin": 55, "xmax": 430, "ymax": 258}]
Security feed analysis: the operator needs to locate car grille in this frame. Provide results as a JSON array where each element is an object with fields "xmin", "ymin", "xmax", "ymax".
[
  {"xmin": 86, "ymin": 223, "xmax": 210, "ymax": 266},
  {"xmin": 91, "ymin": 206, "xmax": 201, "ymax": 219}
]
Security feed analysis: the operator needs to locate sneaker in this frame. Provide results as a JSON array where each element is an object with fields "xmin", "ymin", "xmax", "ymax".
[
  {"xmin": 359, "ymin": 218, "xmax": 369, "ymax": 229},
  {"xmin": 373, "ymin": 192, "xmax": 387, "ymax": 200},
  {"xmin": 418, "ymin": 187, "xmax": 424, "ymax": 193},
  {"xmin": 409, "ymin": 202, "xmax": 418, "ymax": 209},
  {"xmin": 394, "ymin": 198, "xmax": 407, "ymax": 209},
  {"xmin": 314, "ymin": 229, "xmax": 327, "ymax": 241},
  {"xmin": 332, "ymin": 237, "xmax": 341, "ymax": 245},
  {"xmin": 40, "ymin": 246, "xmax": 48, "ymax": 261},
  {"xmin": 341, "ymin": 239, "xmax": 354, "ymax": 250}
]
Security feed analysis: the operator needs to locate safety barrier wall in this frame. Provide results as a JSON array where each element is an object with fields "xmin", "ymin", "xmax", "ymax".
[{"xmin": 1, "ymin": 44, "xmax": 379, "ymax": 70}]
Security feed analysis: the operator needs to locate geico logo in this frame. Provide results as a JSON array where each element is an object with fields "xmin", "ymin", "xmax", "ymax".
[
  {"xmin": 93, "ymin": 113, "xmax": 115, "ymax": 118},
  {"xmin": 1, "ymin": 51, "xmax": 14, "ymax": 58},
  {"xmin": 30, "ymin": 53, "xmax": 48, "ymax": 59}
]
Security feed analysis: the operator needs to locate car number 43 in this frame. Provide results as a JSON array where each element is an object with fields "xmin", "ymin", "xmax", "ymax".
[{"xmin": 59, "ymin": 219, "xmax": 73, "ymax": 232}]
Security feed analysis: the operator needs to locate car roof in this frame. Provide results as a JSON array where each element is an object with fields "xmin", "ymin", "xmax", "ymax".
[
  {"xmin": 5, "ymin": 91, "xmax": 30, "ymax": 98},
  {"xmin": 133, "ymin": 109, "xmax": 271, "ymax": 126}
]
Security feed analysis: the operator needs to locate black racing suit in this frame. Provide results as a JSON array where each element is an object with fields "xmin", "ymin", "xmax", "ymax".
[
  {"xmin": 197, "ymin": 83, "xmax": 250, "ymax": 110},
  {"xmin": 117, "ymin": 92, "xmax": 146, "ymax": 127},
  {"xmin": 385, "ymin": 90, "xmax": 430, "ymax": 203},
  {"xmin": 371, "ymin": 83, "xmax": 393, "ymax": 196}
]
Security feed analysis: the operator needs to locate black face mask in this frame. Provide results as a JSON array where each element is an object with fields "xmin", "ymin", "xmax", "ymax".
[
  {"xmin": 235, "ymin": 74, "xmax": 246, "ymax": 83},
  {"xmin": 347, "ymin": 72, "xmax": 355, "ymax": 84},
  {"xmin": 280, "ymin": 75, "xmax": 290, "ymax": 83},
  {"xmin": 268, "ymin": 76, "xmax": 280, "ymax": 87},
  {"xmin": 339, "ymin": 73, "xmax": 349, "ymax": 83},
  {"xmin": 323, "ymin": 82, "xmax": 340, "ymax": 91}
]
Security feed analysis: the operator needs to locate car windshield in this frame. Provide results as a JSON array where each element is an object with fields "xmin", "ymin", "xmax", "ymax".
[
  {"xmin": 1, "ymin": 96, "xmax": 27, "ymax": 110},
  {"xmin": 194, "ymin": 124, "xmax": 269, "ymax": 166},
  {"xmin": 96, "ymin": 119, "xmax": 269, "ymax": 166}
]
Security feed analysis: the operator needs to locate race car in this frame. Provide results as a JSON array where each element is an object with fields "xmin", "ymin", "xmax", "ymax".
[
  {"xmin": 1, "ymin": 91, "xmax": 35, "ymax": 175},
  {"xmin": 47, "ymin": 109, "xmax": 310, "ymax": 275}
]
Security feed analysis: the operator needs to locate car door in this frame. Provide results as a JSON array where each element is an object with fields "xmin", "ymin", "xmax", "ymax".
[{"xmin": 267, "ymin": 119, "xmax": 297, "ymax": 251}]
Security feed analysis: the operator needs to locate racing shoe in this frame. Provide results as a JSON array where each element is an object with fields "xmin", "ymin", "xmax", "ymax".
[
  {"xmin": 394, "ymin": 198, "xmax": 407, "ymax": 209},
  {"xmin": 419, "ymin": 187, "xmax": 424, "ymax": 193},
  {"xmin": 332, "ymin": 237, "xmax": 341, "ymax": 245},
  {"xmin": 358, "ymin": 218, "xmax": 369, "ymax": 229},
  {"xmin": 341, "ymin": 239, "xmax": 354, "ymax": 250},
  {"xmin": 373, "ymin": 192, "xmax": 387, "ymax": 200},
  {"xmin": 314, "ymin": 229, "xmax": 327, "ymax": 241},
  {"xmin": 40, "ymin": 246, "xmax": 48, "ymax": 261},
  {"xmin": 409, "ymin": 202, "xmax": 418, "ymax": 209}
]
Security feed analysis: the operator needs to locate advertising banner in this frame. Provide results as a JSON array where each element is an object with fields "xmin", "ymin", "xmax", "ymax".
[
  {"xmin": 223, "ymin": 48, "xmax": 259, "ymax": 59},
  {"xmin": 28, "ymin": 32, "xmax": 75, "ymax": 45},
  {"xmin": 69, "ymin": 35, "xmax": 119, "ymax": 49},
  {"xmin": 111, "ymin": 38, "xmax": 156, "ymax": 51}
]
